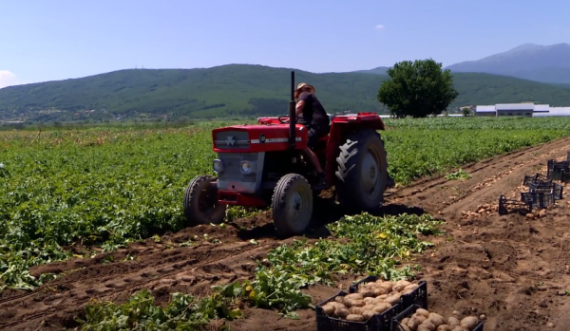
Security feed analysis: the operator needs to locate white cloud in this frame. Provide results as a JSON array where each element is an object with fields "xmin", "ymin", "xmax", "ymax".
[
  {"xmin": 0, "ymin": 70, "xmax": 20, "ymax": 89},
  {"xmin": 375, "ymin": 24, "xmax": 385, "ymax": 30}
]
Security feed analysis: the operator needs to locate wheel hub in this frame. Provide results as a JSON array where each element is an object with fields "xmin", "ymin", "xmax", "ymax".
[
  {"xmin": 288, "ymin": 192, "xmax": 303, "ymax": 220},
  {"xmin": 361, "ymin": 150, "xmax": 379, "ymax": 193}
]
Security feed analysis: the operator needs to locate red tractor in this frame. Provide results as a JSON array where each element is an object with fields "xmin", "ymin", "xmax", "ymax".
[{"xmin": 184, "ymin": 71, "xmax": 391, "ymax": 237}]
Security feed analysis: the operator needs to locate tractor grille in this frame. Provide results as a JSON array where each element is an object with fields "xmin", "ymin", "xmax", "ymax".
[
  {"xmin": 214, "ymin": 131, "xmax": 250, "ymax": 149},
  {"xmin": 218, "ymin": 153, "xmax": 257, "ymax": 182}
]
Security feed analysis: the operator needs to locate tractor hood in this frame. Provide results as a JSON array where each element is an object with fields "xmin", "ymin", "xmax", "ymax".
[{"xmin": 212, "ymin": 124, "xmax": 307, "ymax": 153}]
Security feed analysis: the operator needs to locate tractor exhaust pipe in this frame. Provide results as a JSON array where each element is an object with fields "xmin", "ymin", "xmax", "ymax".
[{"xmin": 289, "ymin": 71, "xmax": 296, "ymax": 149}]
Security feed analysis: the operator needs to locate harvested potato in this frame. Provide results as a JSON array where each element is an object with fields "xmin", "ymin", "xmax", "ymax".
[
  {"xmin": 398, "ymin": 324, "xmax": 412, "ymax": 331},
  {"xmin": 346, "ymin": 314, "xmax": 364, "ymax": 322},
  {"xmin": 335, "ymin": 307, "xmax": 350, "ymax": 319},
  {"xmin": 345, "ymin": 293, "xmax": 363, "ymax": 301},
  {"xmin": 379, "ymin": 281, "xmax": 394, "ymax": 292},
  {"xmin": 408, "ymin": 317, "xmax": 422, "ymax": 330},
  {"xmin": 451, "ymin": 327, "xmax": 468, "ymax": 331},
  {"xmin": 393, "ymin": 283, "xmax": 406, "ymax": 292},
  {"xmin": 437, "ymin": 325, "xmax": 453, "ymax": 331},
  {"xmin": 322, "ymin": 302, "xmax": 337, "ymax": 315},
  {"xmin": 384, "ymin": 294, "xmax": 401, "ymax": 306},
  {"xmin": 362, "ymin": 310, "xmax": 376, "ymax": 320},
  {"xmin": 428, "ymin": 312, "xmax": 445, "ymax": 327},
  {"xmin": 459, "ymin": 316, "xmax": 479, "ymax": 330},
  {"xmin": 372, "ymin": 302, "xmax": 392, "ymax": 314},
  {"xmin": 334, "ymin": 296, "xmax": 344, "ymax": 303},
  {"xmin": 402, "ymin": 317, "xmax": 410, "ymax": 325},
  {"xmin": 416, "ymin": 308, "xmax": 430, "ymax": 318},
  {"xmin": 395, "ymin": 280, "xmax": 412, "ymax": 287},
  {"xmin": 373, "ymin": 287, "xmax": 390, "ymax": 296},
  {"xmin": 403, "ymin": 284, "xmax": 419, "ymax": 294},
  {"xmin": 359, "ymin": 290, "xmax": 375, "ymax": 298},
  {"xmin": 363, "ymin": 297, "xmax": 376, "ymax": 305},
  {"xmin": 447, "ymin": 317, "xmax": 460, "ymax": 327},
  {"xmin": 377, "ymin": 294, "xmax": 389, "ymax": 300},
  {"xmin": 344, "ymin": 298, "xmax": 365, "ymax": 308},
  {"xmin": 413, "ymin": 313, "xmax": 427, "ymax": 324},
  {"xmin": 349, "ymin": 306, "xmax": 364, "ymax": 315},
  {"xmin": 422, "ymin": 319, "xmax": 437, "ymax": 331},
  {"xmin": 418, "ymin": 325, "xmax": 434, "ymax": 331}
]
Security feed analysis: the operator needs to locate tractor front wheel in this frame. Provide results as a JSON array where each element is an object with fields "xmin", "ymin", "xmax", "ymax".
[
  {"xmin": 183, "ymin": 175, "xmax": 227, "ymax": 225},
  {"xmin": 271, "ymin": 173, "xmax": 314, "ymax": 238},
  {"xmin": 335, "ymin": 129, "xmax": 388, "ymax": 213}
]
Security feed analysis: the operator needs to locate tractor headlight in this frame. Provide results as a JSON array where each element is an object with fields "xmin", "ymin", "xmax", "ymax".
[
  {"xmin": 240, "ymin": 160, "xmax": 252, "ymax": 174},
  {"xmin": 213, "ymin": 159, "xmax": 224, "ymax": 173}
]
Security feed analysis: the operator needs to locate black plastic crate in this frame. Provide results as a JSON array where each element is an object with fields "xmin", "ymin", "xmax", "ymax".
[
  {"xmin": 498, "ymin": 195, "xmax": 532, "ymax": 215},
  {"xmin": 520, "ymin": 191, "xmax": 555, "ymax": 209},
  {"xmin": 561, "ymin": 171, "xmax": 570, "ymax": 183},
  {"xmin": 391, "ymin": 304, "xmax": 484, "ymax": 331},
  {"xmin": 523, "ymin": 173, "xmax": 550, "ymax": 186},
  {"xmin": 527, "ymin": 179, "xmax": 553, "ymax": 190},
  {"xmin": 528, "ymin": 182, "xmax": 563, "ymax": 200},
  {"xmin": 567, "ymin": 151, "xmax": 570, "ymax": 162},
  {"xmin": 315, "ymin": 290, "xmax": 402, "ymax": 331},
  {"xmin": 547, "ymin": 159, "xmax": 570, "ymax": 180},
  {"xmin": 348, "ymin": 276, "xmax": 428, "ymax": 310}
]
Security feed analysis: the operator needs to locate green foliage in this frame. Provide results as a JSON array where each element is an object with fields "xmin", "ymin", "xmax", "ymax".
[
  {"xmin": 377, "ymin": 59, "xmax": 459, "ymax": 118},
  {"xmin": 216, "ymin": 213, "xmax": 443, "ymax": 316},
  {"xmin": 77, "ymin": 289, "xmax": 241, "ymax": 331},
  {"xmin": 2, "ymin": 65, "xmax": 570, "ymax": 122},
  {"xmin": 445, "ymin": 169, "xmax": 471, "ymax": 180}
]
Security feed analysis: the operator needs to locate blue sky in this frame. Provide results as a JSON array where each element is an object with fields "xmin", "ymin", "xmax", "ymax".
[{"xmin": 1, "ymin": 0, "xmax": 569, "ymax": 88}]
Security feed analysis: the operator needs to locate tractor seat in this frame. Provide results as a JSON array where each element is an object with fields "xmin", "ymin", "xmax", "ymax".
[{"xmin": 319, "ymin": 135, "xmax": 329, "ymax": 142}]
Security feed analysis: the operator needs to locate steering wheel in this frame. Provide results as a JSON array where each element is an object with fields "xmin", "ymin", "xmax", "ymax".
[{"xmin": 278, "ymin": 116, "xmax": 290, "ymax": 124}]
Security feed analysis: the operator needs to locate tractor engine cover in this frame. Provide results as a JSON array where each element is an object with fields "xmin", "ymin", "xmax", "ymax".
[{"xmin": 211, "ymin": 124, "xmax": 307, "ymax": 195}]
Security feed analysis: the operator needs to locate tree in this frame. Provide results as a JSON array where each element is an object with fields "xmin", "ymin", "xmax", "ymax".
[{"xmin": 377, "ymin": 59, "xmax": 459, "ymax": 118}]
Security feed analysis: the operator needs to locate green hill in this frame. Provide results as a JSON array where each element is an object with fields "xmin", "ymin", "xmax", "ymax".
[{"xmin": 1, "ymin": 64, "xmax": 570, "ymax": 122}]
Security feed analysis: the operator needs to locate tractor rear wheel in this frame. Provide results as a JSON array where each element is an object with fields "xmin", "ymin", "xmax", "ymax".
[
  {"xmin": 271, "ymin": 173, "xmax": 313, "ymax": 238},
  {"xmin": 335, "ymin": 129, "xmax": 388, "ymax": 213},
  {"xmin": 183, "ymin": 175, "xmax": 226, "ymax": 225}
]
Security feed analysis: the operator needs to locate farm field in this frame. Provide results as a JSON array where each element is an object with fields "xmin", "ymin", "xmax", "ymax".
[{"xmin": 2, "ymin": 117, "xmax": 570, "ymax": 330}]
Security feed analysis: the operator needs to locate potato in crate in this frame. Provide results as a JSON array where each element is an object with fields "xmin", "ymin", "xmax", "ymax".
[
  {"xmin": 391, "ymin": 304, "xmax": 484, "ymax": 331},
  {"xmin": 315, "ymin": 290, "xmax": 403, "ymax": 331},
  {"xmin": 348, "ymin": 276, "xmax": 428, "ymax": 310}
]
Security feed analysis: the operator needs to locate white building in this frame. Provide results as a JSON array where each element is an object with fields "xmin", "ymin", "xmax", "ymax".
[{"xmin": 475, "ymin": 103, "xmax": 570, "ymax": 117}]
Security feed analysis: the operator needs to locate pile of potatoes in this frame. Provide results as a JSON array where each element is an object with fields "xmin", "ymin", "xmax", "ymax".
[
  {"xmin": 320, "ymin": 279, "xmax": 420, "ymax": 322},
  {"xmin": 397, "ymin": 307, "xmax": 480, "ymax": 331}
]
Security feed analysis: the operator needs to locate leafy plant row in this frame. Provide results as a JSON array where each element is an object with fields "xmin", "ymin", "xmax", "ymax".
[{"xmin": 76, "ymin": 213, "xmax": 442, "ymax": 329}]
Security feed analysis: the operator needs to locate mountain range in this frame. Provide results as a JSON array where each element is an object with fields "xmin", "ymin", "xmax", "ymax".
[
  {"xmin": 357, "ymin": 43, "xmax": 570, "ymax": 85},
  {"xmin": 1, "ymin": 43, "xmax": 569, "ymax": 122}
]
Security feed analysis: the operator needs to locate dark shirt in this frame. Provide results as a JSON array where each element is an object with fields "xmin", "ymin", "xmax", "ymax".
[{"xmin": 298, "ymin": 92, "xmax": 330, "ymax": 128}]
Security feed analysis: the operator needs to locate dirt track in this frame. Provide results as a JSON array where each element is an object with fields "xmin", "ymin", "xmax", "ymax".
[{"xmin": 3, "ymin": 137, "xmax": 570, "ymax": 331}]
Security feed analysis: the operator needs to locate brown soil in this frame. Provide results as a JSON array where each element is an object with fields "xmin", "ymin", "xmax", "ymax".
[{"xmin": 3, "ymin": 137, "xmax": 570, "ymax": 331}]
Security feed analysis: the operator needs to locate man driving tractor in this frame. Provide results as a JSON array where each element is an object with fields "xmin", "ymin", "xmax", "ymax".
[
  {"xmin": 294, "ymin": 82, "xmax": 395, "ymax": 188},
  {"xmin": 294, "ymin": 82, "xmax": 330, "ymax": 186}
]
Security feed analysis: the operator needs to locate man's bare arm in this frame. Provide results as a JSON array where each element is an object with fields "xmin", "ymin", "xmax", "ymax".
[{"xmin": 295, "ymin": 100, "xmax": 305, "ymax": 117}]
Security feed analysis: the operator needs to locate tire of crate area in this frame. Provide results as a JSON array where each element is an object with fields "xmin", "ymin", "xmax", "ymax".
[
  {"xmin": 271, "ymin": 173, "xmax": 313, "ymax": 238},
  {"xmin": 335, "ymin": 129, "xmax": 388, "ymax": 214},
  {"xmin": 183, "ymin": 175, "xmax": 227, "ymax": 225}
]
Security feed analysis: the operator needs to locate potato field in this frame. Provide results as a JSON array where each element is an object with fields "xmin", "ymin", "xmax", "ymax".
[{"xmin": 2, "ymin": 117, "xmax": 570, "ymax": 331}]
